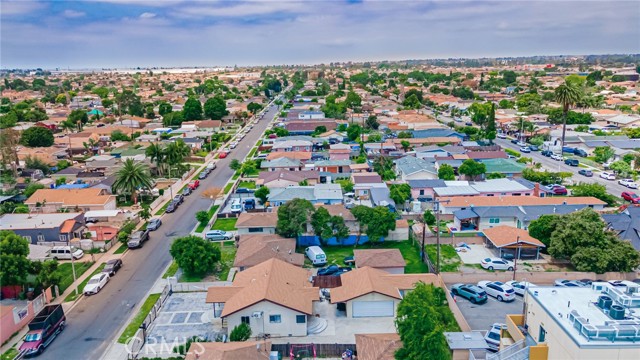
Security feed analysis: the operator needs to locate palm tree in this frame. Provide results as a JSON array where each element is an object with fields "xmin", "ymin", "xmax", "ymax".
[
  {"xmin": 164, "ymin": 140, "xmax": 190, "ymax": 177},
  {"xmin": 554, "ymin": 81, "xmax": 582, "ymax": 149},
  {"xmin": 112, "ymin": 159, "xmax": 153, "ymax": 203},
  {"xmin": 145, "ymin": 143, "xmax": 165, "ymax": 176}
]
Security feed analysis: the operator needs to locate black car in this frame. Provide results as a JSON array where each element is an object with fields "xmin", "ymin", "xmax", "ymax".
[
  {"xmin": 317, "ymin": 265, "xmax": 340, "ymax": 276},
  {"xmin": 511, "ymin": 139, "xmax": 519, "ymax": 144},
  {"xmin": 244, "ymin": 198, "xmax": 256, "ymax": 210},
  {"xmin": 173, "ymin": 194, "xmax": 184, "ymax": 205},
  {"xmin": 578, "ymin": 169, "xmax": 593, "ymax": 177},
  {"xmin": 166, "ymin": 201, "xmax": 178, "ymax": 213},
  {"xmin": 102, "ymin": 259, "xmax": 123, "ymax": 276}
]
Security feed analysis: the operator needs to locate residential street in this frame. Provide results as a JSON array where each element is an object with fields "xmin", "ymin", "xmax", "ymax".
[{"xmin": 40, "ymin": 103, "xmax": 280, "ymax": 360}]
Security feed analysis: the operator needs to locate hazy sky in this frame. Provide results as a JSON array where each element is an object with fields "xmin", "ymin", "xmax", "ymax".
[{"xmin": 1, "ymin": 0, "xmax": 639, "ymax": 69}]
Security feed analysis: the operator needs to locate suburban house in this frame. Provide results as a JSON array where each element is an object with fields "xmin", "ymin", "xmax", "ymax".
[
  {"xmin": 298, "ymin": 110, "xmax": 325, "ymax": 120},
  {"xmin": 271, "ymin": 140, "xmax": 313, "ymax": 152},
  {"xmin": 331, "ymin": 267, "xmax": 438, "ymax": 318},
  {"xmin": 206, "ymin": 259, "xmax": 319, "ymax": 337},
  {"xmin": 355, "ymin": 333, "xmax": 402, "ymax": 360},
  {"xmin": 354, "ymin": 249, "xmax": 406, "ymax": 274},
  {"xmin": 285, "ymin": 120, "xmax": 337, "ymax": 135},
  {"xmin": 25, "ymin": 188, "xmax": 117, "ymax": 213},
  {"xmin": 311, "ymin": 204, "xmax": 358, "ymax": 232},
  {"xmin": 432, "ymin": 178, "xmax": 535, "ymax": 198},
  {"xmin": 0, "ymin": 213, "xmax": 85, "ymax": 244},
  {"xmin": 351, "ymin": 173, "xmax": 384, "ymax": 200},
  {"xmin": 185, "ymin": 341, "xmax": 271, "ymax": 360},
  {"xmin": 256, "ymin": 170, "xmax": 320, "ymax": 188},
  {"xmin": 235, "ymin": 212, "xmax": 278, "ymax": 235},
  {"xmin": 268, "ymin": 184, "xmax": 342, "ymax": 206},
  {"xmin": 602, "ymin": 206, "xmax": 640, "ymax": 251},
  {"xmin": 312, "ymin": 159, "xmax": 352, "ymax": 174},
  {"xmin": 329, "ymin": 144, "xmax": 352, "ymax": 160},
  {"xmin": 395, "ymin": 156, "xmax": 438, "ymax": 181},
  {"xmin": 265, "ymin": 151, "xmax": 312, "ymax": 162},
  {"xmin": 234, "ymin": 234, "xmax": 304, "ymax": 270},
  {"xmin": 482, "ymin": 225, "xmax": 546, "ymax": 260},
  {"xmin": 260, "ymin": 157, "xmax": 303, "ymax": 171},
  {"xmin": 408, "ymin": 179, "xmax": 447, "ymax": 201}
]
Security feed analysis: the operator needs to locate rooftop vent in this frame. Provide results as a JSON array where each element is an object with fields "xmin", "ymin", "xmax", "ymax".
[
  {"xmin": 610, "ymin": 305, "xmax": 626, "ymax": 320},
  {"xmin": 598, "ymin": 295, "xmax": 613, "ymax": 310}
]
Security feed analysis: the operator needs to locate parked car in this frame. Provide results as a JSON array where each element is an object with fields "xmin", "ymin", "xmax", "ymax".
[
  {"xmin": 83, "ymin": 273, "xmax": 109, "ymax": 295},
  {"xmin": 505, "ymin": 281, "xmax": 535, "ymax": 296},
  {"xmin": 529, "ymin": 145, "xmax": 539, "ymax": 151},
  {"xmin": 236, "ymin": 188, "xmax": 255, "ymax": 194},
  {"xmin": 244, "ymin": 198, "xmax": 256, "ymax": 210},
  {"xmin": 477, "ymin": 281, "xmax": 516, "ymax": 302},
  {"xmin": 480, "ymin": 257, "xmax": 514, "ymax": 271},
  {"xmin": 102, "ymin": 259, "xmax": 123, "ymax": 276},
  {"xmin": 49, "ymin": 246, "xmax": 84, "ymax": 260},
  {"xmin": 562, "ymin": 146, "xmax": 576, "ymax": 154},
  {"xmin": 600, "ymin": 171, "xmax": 616, "ymax": 180},
  {"xmin": 551, "ymin": 153, "xmax": 563, "ymax": 161},
  {"xmin": 165, "ymin": 201, "xmax": 178, "ymax": 213},
  {"xmin": 541, "ymin": 150, "xmax": 552, "ymax": 157},
  {"xmin": 147, "ymin": 218, "xmax": 162, "ymax": 231},
  {"xmin": 618, "ymin": 179, "xmax": 638, "ymax": 189},
  {"xmin": 305, "ymin": 246, "xmax": 327, "ymax": 266},
  {"xmin": 205, "ymin": 230, "xmax": 233, "ymax": 241},
  {"xmin": 317, "ymin": 265, "xmax": 341, "ymax": 276},
  {"xmin": 574, "ymin": 149, "xmax": 588, "ymax": 157},
  {"xmin": 182, "ymin": 187, "xmax": 192, "ymax": 196},
  {"xmin": 621, "ymin": 192, "xmax": 640, "ymax": 204},
  {"xmin": 564, "ymin": 159, "xmax": 579, "ymax": 167},
  {"xmin": 484, "ymin": 323, "xmax": 507, "ymax": 351},
  {"xmin": 127, "ymin": 230, "xmax": 150, "ymax": 248},
  {"xmin": 545, "ymin": 184, "xmax": 568, "ymax": 195},
  {"xmin": 219, "ymin": 151, "xmax": 228, "ymax": 159},
  {"xmin": 198, "ymin": 171, "xmax": 208, "ymax": 180},
  {"xmin": 497, "ymin": 133, "xmax": 507, "ymax": 139},
  {"xmin": 578, "ymin": 169, "xmax": 593, "ymax": 177},
  {"xmin": 450, "ymin": 284, "xmax": 488, "ymax": 304},
  {"xmin": 206, "ymin": 162, "xmax": 216, "ymax": 171},
  {"xmin": 189, "ymin": 180, "xmax": 200, "ymax": 189},
  {"xmin": 510, "ymin": 139, "xmax": 519, "ymax": 144},
  {"xmin": 579, "ymin": 279, "xmax": 595, "ymax": 286},
  {"xmin": 230, "ymin": 199, "xmax": 243, "ymax": 213},
  {"xmin": 173, "ymin": 194, "xmax": 184, "ymax": 205},
  {"xmin": 19, "ymin": 305, "xmax": 65, "ymax": 356},
  {"xmin": 555, "ymin": 279, "xmax": 587, "ymax": 287},
  {"xmin": 519, "ymin": 146, "xmax": 531, "ymax": 153}
]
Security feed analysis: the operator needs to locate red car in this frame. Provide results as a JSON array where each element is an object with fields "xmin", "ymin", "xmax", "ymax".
[
  {"xmin": 219, "ymin": 152, "xmax": 228, "ymax": 159},
  {"xmin": 188, "ymin": 180, "xmax": 200, "ymax": 190},
  {"xmin": 622, "ymin": 192, "xmax": 640, "ymax": 204}
]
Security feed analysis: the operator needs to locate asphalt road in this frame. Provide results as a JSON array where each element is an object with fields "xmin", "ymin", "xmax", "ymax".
[{"xmin": 41, "ymin": 101, "xmax": 281, "ymax": 360}]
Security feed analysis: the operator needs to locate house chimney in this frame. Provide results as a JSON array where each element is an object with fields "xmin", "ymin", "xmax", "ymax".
[{"xmin": 533, "ymin": 183, "xmax": 540, "ymax": 197}]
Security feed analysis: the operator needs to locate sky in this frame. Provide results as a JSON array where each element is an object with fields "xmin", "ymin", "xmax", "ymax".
[{"xmin": 1, "ymin": 0, "xmax": 639, "ymax": 69}]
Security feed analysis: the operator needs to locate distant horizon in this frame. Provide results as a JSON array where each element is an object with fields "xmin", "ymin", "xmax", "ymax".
[{"xmin": 2, "ymin": 0, "xmax": 639, "ymax": 69}]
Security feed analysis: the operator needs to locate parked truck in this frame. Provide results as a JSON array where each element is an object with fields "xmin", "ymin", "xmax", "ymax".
[
  {"xmin": 127, "ymin": 229, "xmax": 150, "ymax": 248},
  {"xmin": 18, "ymin": 304, "xmax": 65, "ymax": 356}
]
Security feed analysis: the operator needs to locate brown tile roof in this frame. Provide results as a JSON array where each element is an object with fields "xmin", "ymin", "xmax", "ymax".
[
  {"xmin": 352, "ymin": 173, "xmax": 382, "ymax": 184},
  {"xmin": 185, "ymin": 341, "xmax": 272, "ymax": 360},
  {"xmin": 354, "ymin": 249, "xmax": 406, "ymax": 268},
  {"xmin": 482, "ymin": 226, "xmax": 545, "ymax": 248},
  {"xmin": 25, "ymin": 188, "xmax": 114, "ymax": 206},
  {"xmin": 331, "ymin": 267, "xmax": 438, "ymax": 303},
  {"xmin": 234, "ymin": 234, "xmax": 304, "ymax": 268},
  {"xmin": 355, "ymin": 333, "xmax": 402, "ymax": 360},
  {"xmin": 207, "ymin": 258, "xmax": 319, "ymax": 317},
  {"xmin": 60, "ymin": 220, "xmax": 76, "ymax": 233},
  {"xmin": 440, "ymin": 195, "xmax": 606, "ymax": 208},
  {"xmin": 266, "ymin": 151, "xmax": 312, "ymax": 161},
  {"xmin": 285, "ymin": 120, "xmax": 337, "ymax": 132},
  {"xmin": 314, "ymin": 204, "xmax": 355, "ymax": 221},
  {"xmin": 467, "ymin": 151, "xmax": 508, "ymax": 160},
  {"xmin": 258, "ymin": 170, "xmax": 320, "ymax": 184},
  {"xmin": 349, "ymin": 163, "xmax": 371, "ymax": 170},
  {"xmin": 235, "ymin": 212, "xmax": 278, "ymax": 228}
]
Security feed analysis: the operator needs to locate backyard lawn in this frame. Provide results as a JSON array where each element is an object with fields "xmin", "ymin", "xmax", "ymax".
[
  {"xmin": 237, "ymin": 181, "xmax": 256, "ymax": 189},
  {"xmin": 211, "ymin": 218, "xmax": 237, "ymax": 231},
  {"xmin": 65, "ymin": 263, "xmax": 106, "ymax": 302},
  {"xmin": 425, "ymin": 244, "xmax": 461, "ymax": 272},
  {"xmin": 54, "ymin": 261, "xmax": 95, "ymax": 296},
  {"xmin": 300, "ymin": 240, "xmax": 429, "ymax": 274}
]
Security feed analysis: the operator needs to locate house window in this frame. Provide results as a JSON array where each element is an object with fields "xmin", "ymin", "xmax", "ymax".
[
  {"xmin": 486, "ymin": 194, "xmax": 494, "ymax": 197},
  {"xmin": 23, "ymin": 236, "xmax": 32, "ymax": 242},
  {"xmin": 241, "ymin": 316, "xmax": 250, "ymax": 325},
  {"xmin": 37, "ymin": 235, "xmax": 45, "ymax": 242},
  {"xmin": 296, "ymin": 315, "xmax": 306, "ymax": 324},
  {"xmin": 59, "ymin": 234, "xmax": 67, "ymax": 242},
  {"xmin": 248, "ymin": 227, "xmax": 264, "ymax": 233},
  {"xmin": 538, "ymin": 325, "xmax": 546, "ymax": 342},
  {"xmin": 489, "ymin": 218, "xmax": 500, "ymax": 224},
  {"xmin": 269, "ymin": 315, "xmax": 281, "ymax": 323},
  {"xmin": 419, "ymin": 190, "xmax": 425, "ymax": 196}
]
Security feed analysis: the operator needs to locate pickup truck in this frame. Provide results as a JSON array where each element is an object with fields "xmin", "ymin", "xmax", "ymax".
[
  {"xmin": 18, "ymin": 304, "xmax": 66, "ymax": 356},
  {"xmin": 127, "ymin": 229, "xmax": 150, "ymax": 248}
]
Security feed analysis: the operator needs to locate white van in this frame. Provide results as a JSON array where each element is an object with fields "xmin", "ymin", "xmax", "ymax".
[
  {"xmin": 230, "ymin": 199, "xmax": 243, "ymax": 213},
  {"xmin": 600, "ymin": 171, "xmax": 616, "ymax": 180},
  {"xmin": 305, "ymin": 246, "xmax": 327, "ymax": 266},
  {"xmin": 49, "ymin": 246, "xmax": 84, "ymax": 260}
]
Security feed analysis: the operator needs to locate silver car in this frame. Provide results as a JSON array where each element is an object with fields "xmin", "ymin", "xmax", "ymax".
[{"xmin": 205, "ymin": 230, "xmax": 233, "ymax": 241}]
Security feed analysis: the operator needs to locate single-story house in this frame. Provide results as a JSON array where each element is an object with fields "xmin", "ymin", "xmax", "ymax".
[
  {"xmin": 265, "ymin": 151, "xmax": 312, "ymax": 162},
  {"xmin": 206, "ymin": 259, "xmax": 319, "ymax": 337},
  {"xmin": 354, "ymin": 249, "xmax": 406, "ymax": 274},
  {"xmin": 235, "ymin": 212, "xmax": 278, "ymax": 235},
  {"xmin": 351, "ymin": 173, "xmax": 384, "ymax": 200},
  {"xmin": 271, "ymin": 140, "xmax": 313, "ymax": 153},
  {"xmin": 0, "ymin": 213, "xmax": 85, "ymax": 244},
  {"xmin": 185, "ymin": 341, "xmax": 271, "ymax": 360},
  {"xmin": 331, "ymin": 267, "xmax": 438, "ymax": 318},
  {"xmin": 482, "ymin": 225, "xmax": 546, "ymax": 260},
  {"xmin": 312, "ymin": 159, "xmax": 352, "ymax": 174},
  {"xmin": 268, "ymin": 184, "xmax": 342, "ymax": 206},
  {"xmin": 260, "ymin": 157, "xmax": 303, "ymax": 172},
  {"xmin": 256, "ymin": 170, "xmax": 320, "ymax": 188},
  {"xmin": 234, "ymin": 234, "xmax": 304, "ymax": 270},
  {"xmin": 395, "ymin": 156, "xmax": 438, "ymax": 181},
  {"xmin": 25, "ymin": 188, "xmax": 117, "ymax": 213}
]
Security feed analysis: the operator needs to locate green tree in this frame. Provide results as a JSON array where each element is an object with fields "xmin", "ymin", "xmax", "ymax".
[
  {"xmin": 609, "ymin": 160, "xmax": 632, "ymax": 177},
  {"xmin": 570, "ymin": 182, "xmax": 618, "ymax": 207},
  {"xmin": 55, "ymin": 94, "xmax": 67, "ymax": 105},
  {"xmin": 158, "ymin": 102, "xmax": 172, "ymax": 116},
  {"xmin": 32, "ymin": 260, "xmax": 61, "ymax": 289},
  {"xmin": 276, "ymin": 198, "xmax": 315, "ymax": 238},
  {"xmin": 195, "ymin": 210, "xmax": 209, "ymax": 224},
  {"xmin": 247, "ymin": 102, "xmax": 263, "ymax": 114},
  {"xmin": 204, "ymin": 96, "xmax": 228, "ymax": 120},
  {"xmin": 170, "ymin": 235, "xmax": 221, "ymax": 276},
  {"xmin": 112, "ymin": 158, "xmax": 153, "ymax": 202},
  {"xmin": 437, "ymin": 164, "xmax": 455, "ymax": 180},
  {"xmin": 20, "ymin": 126, "xmax": 54, "ymax": 147},
  {"xmin": 254, "ymin": 186, "xmax": 270, "ymax": 205},
  {"xmin": 593, "ymin": 146, "xmax": 615, "ymax": 163},
  {"xmin": 162, "ymin": 111, "xmax": 185, "ymax": 127},
  {"xmin": 24, "ymin": 155, "xmax": 51, "ymax": 175},
  {"xmin": 229, "ymin": 323, "xmax": 252, "ymax": 342},
  {"xmin": 366, "ymin": 206, "xmax": 396, "ymax": 242},
  {"xmin": 400, "ymin": 140, "xmax": 411, "ymax": 152},
  {"xmin": 0, "ymin": 111, "xmax": 18, "ymax": 129},
  {"xmin": 183, "ymin": 97, "xmax": 203, "ymax": 121},
  {"xmin": 110, "ymin": 130, "xmax": 130, "ymax": 141},
  {"xmin": 389, "ymin": 184, "xmax": 411, "ymax": 209},
  {"xmin": 528, "ymin": 215, "xmax": 561, "ymax": 247},
  {"xmin": 139, "ymin": 205, "xmax": 152, "ymax": 222},
  {"xmin": 24, "ymin": 183, "xmax": 45, "ymax": 198},
  {"xmin": 502, "ymin": 70, "xmax": 517, "ymax": 84},
  {"xmin": 67, "ymin": 109, "xmax": 89, "ymax": 130},
  {"xmin": 344, "ymin": 91, "xmax": 362, "ymax": 109},
  {"xmin": 145, "ymin": 143, "xmax": 166, "ymax": 176},
  {"xmin": 336, "ymin": 179, "xmax": 354, "ymax": 193},
  {"xmin": 229, "ymin": 159, "xmax": 241, "ymax": 171},
  {"xmin": 366, "ymin": 115, "xmax": 379, "ymax": 130},
  {"xmin": 347, "ymin": 124, "xmax": 362, "ymax": 141},
  {"xmin": 485, "ymin": 102, "xmax": 497, "ymax": 142},
  {"xmin": 458, "ymin": 159, "xmax": 486, "ymax": 180},
  {"xmin": 555, "ymin": 80, "xmax": 582, "ymax": 148},
  {"xmin": 395, "ymin": 282, "xmax": 459, "ymax": 360},
  {"xmin": 310, "ymin": 207, "xmax": 331, "ymax": 239},
  {"xmin": 240, "ymin": 160, "xmax": 256, "ymax": 176},
  {"xmin": 423, "ymin": 210, "xmax": 436, "ymax": 226},
  {"xmin": 0, "ymin": 231, "xmax": 32, "ymax": 286},
  {"xmin": 403, "ymin": 94, "xmax": 422, "ymax": 109}
]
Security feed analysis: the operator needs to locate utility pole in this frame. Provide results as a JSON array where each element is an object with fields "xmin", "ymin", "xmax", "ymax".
[
  {"xmin": 433, "ymin": 199, "xmax": 450, "ymax": 274},
  {"xmin": 513, "ymin": 236, "xmax": 521, "ymax": 281}
]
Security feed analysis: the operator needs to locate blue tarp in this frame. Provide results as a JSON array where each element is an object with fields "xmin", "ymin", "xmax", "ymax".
[
  {"xmin": 297, "ymin": 235, "xmax": 370, "ymax": 246},
  {"xmin": 56, "ymin": 184, "xmax": 90, "ymax": 189}
]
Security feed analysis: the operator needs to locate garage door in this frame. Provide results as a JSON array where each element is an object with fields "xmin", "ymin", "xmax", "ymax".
[{"xmin": 352, "ymin": 301, "xmax": 394, "ymax": 317}]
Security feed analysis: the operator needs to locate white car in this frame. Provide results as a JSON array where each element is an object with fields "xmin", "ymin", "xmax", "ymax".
[
  {"xmin": 83, "ymin": 273, "xmax": 109, "ymax": 295},
  {"xmin": 600, "ymin": 171, "xmax": 616, "ymax": 180},
  {"xmin": 618, "ymin": 179, "xmax": 638, "ymax": 189},
  {"xmin": 497, "ymin": 133, "xmax": 507, "ymax": 139},
  {"xmin": 505, "ymin": 281, "xmax": 535, "ymax": 296},
  {"xmin": 551, "ymin": 153, "xmax": 563, "ymax": 161},
  {"xmin": 484, "ymin": 323, "xmax": 507, "ymax": 351},
  {"xmin": 480, "ymin": 257, "xmax": 514, "ymax": 271},
  {"xmin": 477, "ymin": 281, "xmax": 516, "ymax": 302}
]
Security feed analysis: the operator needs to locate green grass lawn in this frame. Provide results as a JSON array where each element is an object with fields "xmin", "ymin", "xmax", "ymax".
[
  {"xmin": 117, "ymin": 293, "xmax": 161, "ymax": 344},
  {"xmin": 1, "ymin": 348, "xmax": 18, "ymax": 360},
  {"xmin": 237, "ymin": 181, "xmax": 256, "ymax": 189},
  {"xmin": 65, "ymin": 263, "xmax": 106, "ymax": 302},
  {"xmin": 54, "ymin": 261, "xmax": 95, "ymax": 295},
  {"xmin": 179, "ymin": 241, "xmax": 236, "ymax": 282},
  {"xmin": 223, "ymin": 183, "xmax": 234, "ymax": 194},
  {"xmin": 195, "ymin": 205, "xmax": 220, "ymax": 233},
  {"xmin": 425, "ymin": 245, "xmax": 461, "ymax": 272},
  {"xmin": 114, "ymin": 242, "xmax": 128, "ymax": 254},
  {"xmin": 232, "ymin": 172, "xmax": 240, "ymax": 180},
  {"xmin": 248, "ymin": 147, "xmax": 258, "ymax": 158},
  {"xmin": 162, "ymin": 261, "xmax": 179, "ymax": 279},
  {"xmin": 212, "ymin": 218, "xmax": 237, "ymax": 231},
  {"xmin": 302, "ymin": 240, "xmax": 429, "ymax": 274}
]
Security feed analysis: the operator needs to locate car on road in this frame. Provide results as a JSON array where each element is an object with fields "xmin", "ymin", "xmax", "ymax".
[
  {"xmin": 83, "ymin": 273, "xmax": 109, "ymax": 295},
  {"xmin": 173, "ymin": 194, "xmax": 184, "ymax": 205},
  {"xmin": 188, "ymin": 180, "xmax": 200, "ymax": 189},
  {"xmin": 102, "ymin": 259, "xmax": 123, "ymax": 276},
  {"xmin": 574, "ymin": 149, "xmax": 588, "ymax": 157},
  {"xmin": 477, "ymin": 281, "xmax": 516, "ymax": 302},
  {"xmin": 147, "ymin": 218, "xmax": 162, "ymax": 231},
  {"xmin": 219, "ymin": 151, "xmax": 229, "ymax": 159},
  {"xmin": 206, "ymin": 162, "xmax": 216, "ymax": 171},
  {"xmin": 505, "ymin": 281, "xmax": 535, "ymax": 296},
  {"xmin": 182, "ymin": 187, "xmax": 192, "ymax": 196},
  {"xmin": 485, "ymin": 323, "xmax": 507, "ymax": 351},
  {"xmin": 127, "ymin": 230, "xmax": 150, "ymax": 248},
  {"xmin": 198, "ymin": 171, "xmax": 208, "ymax": 180},
  {"xmin": 529, "ymin": 145, "xmax": 539, "ymax": 151},
  {"xmin": 450, "ymin": 284, "xmax": 488, "ymax": 304},
  {"xmin": 555, "ymin": 279, "xmax": 587, "ymax": 287},
  {"xmin": 229, "ymin": 142, "xmax": 238, "ymax": 149},
  {"xmin": 205, "ymin": 230, "xmax": 233, "ymax": 241},
  {"xmin": 545, "ymin": 184, "xmax": 568, "ymax": 195},
  {"xmin": 564, "ymin": 159, "xmax": 579, "ymax": 167},
  {"xmin": 519, "ymin": 146, "xmax": 531, "ymax": 153},
  {"xmin": 618, "ymin": 179, "xmax": 638, "ymax": 189},
  {"xmin": 621, "ymin": 192, "xmax": 640, "ymax": 204},
  {"xmin": 165, "ymin": 201, "xmax": 178, "ymax": 213},
  {"xmin": 497, "ymin": 133, "xmax": 507, "ymax": 139},
  {"xmin": 578, "ymin": 169, "xmax": 593, "ymax": 177},
  {"xmin": 480, "ymin": 257, "xmax": 514, "ymax": 271},
  {"xmin": 516, "ymin": 141, "xmax": 527, "ymax": 147},
  {"xmin": 510, "ymin": 139, "xmax": 519, "ymax": 144},
  {"xmin": 551, "ymin": 153, "xmax": 563, "ymax": 161},
  {"xmin": 600, "ymin": 171, "xmax": 616, "ymax": 180},
  {"xmin": 541, "ymin": 150, "xmax": 552, "ymax": 157}
]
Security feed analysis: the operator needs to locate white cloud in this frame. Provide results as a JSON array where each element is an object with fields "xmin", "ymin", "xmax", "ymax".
[
  {"xmin": 139, "ymin": 12, "xmax": 157, "ymax": 19},
  {"xmin": 63, "ymin": 9, "xmax": 86, "ymax": 18},
  {"xmin": 0, "ymin": 1, "xmax": 45, "ymax": 16}
]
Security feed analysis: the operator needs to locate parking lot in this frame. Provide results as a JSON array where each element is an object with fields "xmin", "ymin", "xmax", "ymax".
[{"xmin": 451, "ymin": 285, "xmax": 525, "ymax": 331}]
